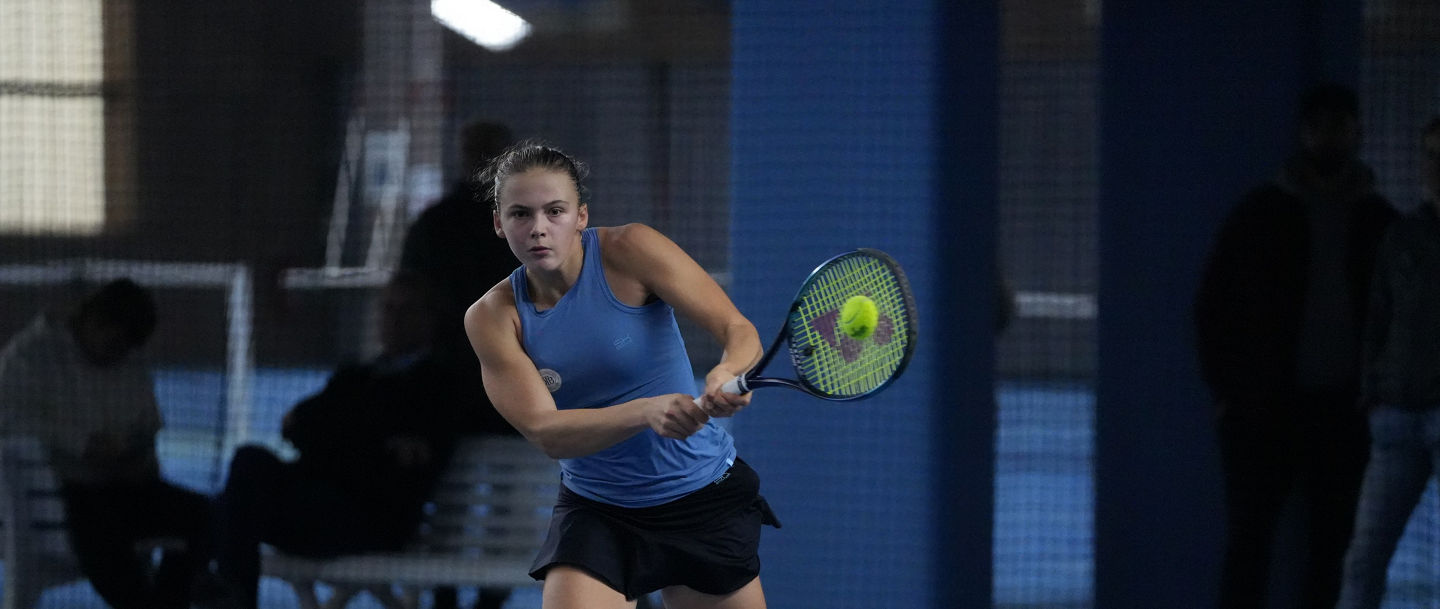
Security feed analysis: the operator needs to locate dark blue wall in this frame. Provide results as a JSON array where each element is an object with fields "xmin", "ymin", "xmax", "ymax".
[
  {"xmin": 1096, "ymin": 1, "xmax": 1362, "ymax": 606},
  {"xmin": 730, "ymin": 2, "xmax": 996, "ymax": 607}
]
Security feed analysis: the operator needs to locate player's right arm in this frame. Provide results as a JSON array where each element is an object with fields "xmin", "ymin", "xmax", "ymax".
[{"xmin": 464, "ymin": 286, "xmax": 709, "ymax": 459}]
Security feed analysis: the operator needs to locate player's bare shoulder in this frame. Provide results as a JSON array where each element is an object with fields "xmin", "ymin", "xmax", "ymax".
[
  {"xmin": 598, "ymin": 223, "xmax": 677, "ymax": 271},
  {"xmin": 597, "ymin": 224, "xmax": 681, "ymax": 302},
  {"xmin": 465, "ymin": 277, "xmax": 521, "ymax": 340}
]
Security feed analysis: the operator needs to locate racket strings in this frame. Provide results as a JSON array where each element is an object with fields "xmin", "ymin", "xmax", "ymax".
[{"xmin": 789, "ymin": 254, "xmax": 913, "ymax": 397}]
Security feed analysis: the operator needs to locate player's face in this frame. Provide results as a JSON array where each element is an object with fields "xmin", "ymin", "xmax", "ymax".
[{"xmin": 494, "ymin": 168, "xmax": 588, "ymax": 272}]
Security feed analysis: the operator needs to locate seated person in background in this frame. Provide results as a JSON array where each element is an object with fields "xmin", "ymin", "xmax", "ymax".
[
  {"xmin": 214, "ymin": 271, "xmax": 479, "ymax": 609},
  {"xmin": 0, "ymin": 279, "xmax": 213, "ymax": 609}
]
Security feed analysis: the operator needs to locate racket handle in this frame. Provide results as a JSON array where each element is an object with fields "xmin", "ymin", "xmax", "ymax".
[{"xmin": 692, "ymin": 376, "xmax": 749, "ymax": 406}]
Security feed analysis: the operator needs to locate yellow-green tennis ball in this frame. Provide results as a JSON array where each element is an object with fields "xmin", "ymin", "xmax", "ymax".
[{"xmin": 839, "ymin": 295, "xmax": 879, "ymax": 340}]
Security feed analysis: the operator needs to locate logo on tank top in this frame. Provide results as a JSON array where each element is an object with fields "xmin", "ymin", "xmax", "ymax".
[{"xmin": 538, "ymin": 368, "xmax": 562, "ymax": 393}]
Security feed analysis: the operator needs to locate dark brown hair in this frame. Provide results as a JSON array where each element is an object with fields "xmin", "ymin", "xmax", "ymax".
[{"xmin": 486, "ymin": 141, "xmax": 589, "ymax": 210}]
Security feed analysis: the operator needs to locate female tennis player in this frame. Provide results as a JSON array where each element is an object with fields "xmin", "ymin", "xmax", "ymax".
[{"xmin": 464, "ymin": 141, "xmax": 778, "ymax": 609}]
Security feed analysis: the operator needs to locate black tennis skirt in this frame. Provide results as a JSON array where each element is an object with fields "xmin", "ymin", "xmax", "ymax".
[{"xmin": 529, "ymin": 457, "xmax": 781, "ymax": 599}]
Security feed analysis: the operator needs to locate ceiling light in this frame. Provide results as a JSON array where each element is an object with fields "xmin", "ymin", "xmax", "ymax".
[{"xmin": 431, "ymin": 0, "xmax": 532, "ymax": 52}]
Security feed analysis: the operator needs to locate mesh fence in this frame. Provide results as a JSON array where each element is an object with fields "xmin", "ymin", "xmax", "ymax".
[
  {"xmin": 0, "ymin": 1, "xmax": 1437, "ymax": 608},
  {"xmin": 994, "ymin": 1, "xmax": 1096, "ymax": 607}
]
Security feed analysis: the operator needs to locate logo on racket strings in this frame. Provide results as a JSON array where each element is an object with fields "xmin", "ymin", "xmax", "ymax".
[
  {"xmin": 538, "ymin": 368, "xmax": 562, "ymax": 393},
  {"xmin": 811, "ymin": 309, "xmax": 895, "ymax": 362}
]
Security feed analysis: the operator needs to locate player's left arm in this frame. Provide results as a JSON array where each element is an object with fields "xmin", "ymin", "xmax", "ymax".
[{"xmin": 603, "ymin": 224, "xmax": 761, "ymax": 415}]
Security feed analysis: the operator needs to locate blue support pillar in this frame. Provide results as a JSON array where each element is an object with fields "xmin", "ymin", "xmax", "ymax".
[{"xmin": 730, "ymin": 2, "xmax": 996, "ymax": 607}]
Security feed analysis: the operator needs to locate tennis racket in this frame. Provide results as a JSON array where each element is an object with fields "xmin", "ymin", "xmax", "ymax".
[{"xmin": 714, "ymin": 248, "xmax": 917, "ymax": 401}]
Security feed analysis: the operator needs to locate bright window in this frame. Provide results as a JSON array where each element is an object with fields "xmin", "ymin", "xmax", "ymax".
[{"xmin": 0, "ymin": 0, "xmax": 106, "ymax": 235}]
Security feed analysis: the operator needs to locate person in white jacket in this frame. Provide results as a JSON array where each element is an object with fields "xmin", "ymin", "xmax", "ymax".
[{"xmin": 0, "ymin": 279, "xmax": 211, "ymax": 609}]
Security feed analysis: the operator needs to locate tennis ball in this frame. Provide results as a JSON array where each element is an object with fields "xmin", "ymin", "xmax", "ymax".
[{"xmin": 839, "ymin": 295, "xmax": 879, "ymax": 340}]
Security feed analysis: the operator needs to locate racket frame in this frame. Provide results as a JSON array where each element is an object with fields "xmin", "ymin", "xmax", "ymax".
[{"xmin": 731, "ymin": 248, "xmax": 916, "ymax": 401}]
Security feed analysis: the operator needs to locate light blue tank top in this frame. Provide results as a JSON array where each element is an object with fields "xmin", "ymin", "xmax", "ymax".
[{"xmin": 511, "ymin": 228, "xmax": 735, "ymax": 507}]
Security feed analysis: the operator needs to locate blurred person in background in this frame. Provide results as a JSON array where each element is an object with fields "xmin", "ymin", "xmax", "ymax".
[
  {"xmin": 1335, "ymin": 116, "xmax": 1440, "ymax": 609},
  {"xmin": 1195, "ymin": 83, "xmax": 1397, "ymax": 609},
  {"xmin": 401, "ymin": 120, "xmax": 519, "ymax": 378},
  {"xmin": 399, "ymin": 119, "xmax": 522, "ymax": 609},
  {"xmin": 213, "ymin": 272, "xmax": 476, "ymax": 609},
  {"xmin": 0, "ymin": 279, "xmax": 213, "ymax": 609}
]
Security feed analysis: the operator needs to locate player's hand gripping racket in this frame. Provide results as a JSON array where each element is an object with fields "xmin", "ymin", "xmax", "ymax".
[{"xmin": 711, "ymin": 248, "xmax": 918, "ymax": 402}]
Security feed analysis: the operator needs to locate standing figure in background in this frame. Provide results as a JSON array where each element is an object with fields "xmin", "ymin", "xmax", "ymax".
[
  {"xmin": 399, "ymin": 120, "xmax": 521, "ymax": 609},
  {"xmin": 401, "ymin": 120, "xmax": 518, "ymax": 376},
  {"xmin": 0, "ymin": 279, "xmax": 213, "ymax": 609},
  {"xmin": 214, "ymin": 272, "xmax": 473, "ymax": 609},
  {"xmin": 1335, "ymin": 116, "xmax": 1440, "ymax": 609},
  {"xmin": 1195, "ymin": 83, "xmax": 1396, "ymax": 609}
]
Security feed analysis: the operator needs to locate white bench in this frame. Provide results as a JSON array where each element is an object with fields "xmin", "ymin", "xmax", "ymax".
[
  {"xmin": 0, "ymin": 436, "xmax": 188, "ymax": 609},
  {"xmin": 261, "ymin": 436, "xmax": 559, "ymax": 609},
  {"xmin": 0, "ymin": 436, "xmax": 84, "ymax": 609}
]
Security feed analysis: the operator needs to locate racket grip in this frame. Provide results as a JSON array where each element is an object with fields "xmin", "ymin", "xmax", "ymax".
[{"xmin": 692, "ymin": 376, "xmax": 749, "ymax": 406}]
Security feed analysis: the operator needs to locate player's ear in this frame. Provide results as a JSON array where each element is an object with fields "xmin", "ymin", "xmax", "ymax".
[
  {"xmin": 492, "ymin": 208, "xmax": 504, "ymax": 237},
  {"xmin": 576, "ymin": 203, "xmax": 589, "ymax": 231}
]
